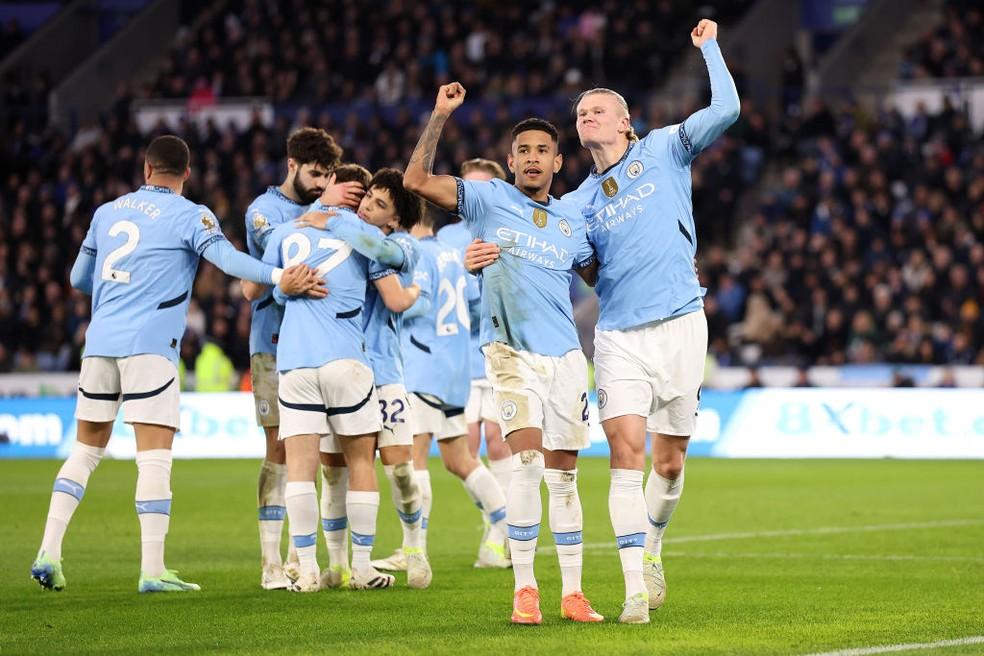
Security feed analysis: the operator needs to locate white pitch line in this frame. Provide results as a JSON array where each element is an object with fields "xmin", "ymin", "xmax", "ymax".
[
  {"xmin": 535, "ymin": 519, "xmax": 984, "ymax": 554},
  {"xmin": 800, "ymin": 635, "xmax": 984, "ymax": 656},
  {"xmin": 659, "ymin": 550, "xmax": 984, "ymax": 563}
]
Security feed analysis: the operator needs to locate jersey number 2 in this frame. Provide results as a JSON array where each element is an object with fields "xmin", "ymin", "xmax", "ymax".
[
  {"xmin": 101, "ymin": 220, "xmax": 140, "ymax": 283},
  {"xmin": 436, "ymin": 276, "xmax": 469, "ymax": 336}
]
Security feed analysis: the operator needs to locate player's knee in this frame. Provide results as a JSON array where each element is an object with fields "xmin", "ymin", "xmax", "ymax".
[
  {"xmin": 392, "ymin": 462, "xmax": 418, "ymax": 497},
  {"xmin": 512, "ymin": 449, "xmax": 545, "ymax": 484},
  {"xmin": 653, "ymin": 458, "xmax": 684, "ymax": 481}
]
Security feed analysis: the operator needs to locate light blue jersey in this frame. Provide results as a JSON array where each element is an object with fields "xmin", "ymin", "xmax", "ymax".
[
  {"xmin": 80, "ymin": 186, "xmax": 240, "ymax": 363},
  {"xmin": 245, "ymin": 187, "xmax": 308, "ymax": 356},
  {"xmin": 455, "ymin": 178, "xmax": 594, "ymax": 358},
  {"xmin": 263, "ymin": 208, "xmax": 406, "ymax": 372},
  {"xmin": 436, "ymin": 220, "xmax": 484, "ymax": 380},
  {"xmin": 402, "ymin": 237, "xmax": 473, "ymax": 409},
  {"xmin": 564, "ymin": 39, "xmax": 739, "ymax": 331},
  {"xmin": 364, "ymin": 232, "xmax": 420, "ymax": 387}
]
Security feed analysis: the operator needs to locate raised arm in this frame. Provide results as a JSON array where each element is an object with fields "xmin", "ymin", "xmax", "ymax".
[
  {"xmin": 676, "ymin": 20, "xmax": 740, "ymax": 160},
  {"xmin": 403, "ymin": 83, "xmax": 468, "ymax": 211}
]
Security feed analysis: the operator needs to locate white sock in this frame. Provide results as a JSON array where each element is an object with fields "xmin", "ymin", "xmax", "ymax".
[
  {"xmin": 257, "ymin": 460, "xmax": 286, "ymax": 566},
  {"xmin": 384, "ymin": 463, "xmax": 422, "ymax": 550},
  {"xmin": 645, "ymin": 468, "xmax": 685, "ymax": 557},
  {"xmin": 464, "ymin": 464, "xmax": 507, "ymax": 543},
  {"xmin": 285, "ymin": 480, "xmax": 319, "ymax": 576},
  {"xmin": 416, "ymin": 468, "xmax": 432, "ymax": 553},
  {"xmin": 489, "ymin": 456, "xmax": 512, "ymax": 498},
  {"xmin": 347, "ymin": 490, "xmax": 380, "ymax": 571},
  {"xmin": 507, "ymin": 451, "xmax": 543, "ymax": 591},
  {"xmin": 39, "ymin": 442, "xmax": 104, "ymax": 561},
  {"xmin": 320, "ymin": 465, "xmax": 348, "ymax": 567},
  {"xmin": 135, "ymin": 449, "xmax": 173, "ymax": 578},
  {"xmin": 609, "ymin": 468, "xmax": 647, "ymax": 598},
  {"xmin": 545, "ymin": 467, "xmax": 583, "ymax": 596}
]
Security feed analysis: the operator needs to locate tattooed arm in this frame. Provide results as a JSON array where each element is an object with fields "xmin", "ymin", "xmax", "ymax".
[{"xmin": 402, "ymin": 83, "xmax": 467, "ymax": 211}]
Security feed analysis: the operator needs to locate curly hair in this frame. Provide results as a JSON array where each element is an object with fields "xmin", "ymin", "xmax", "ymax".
[{"xmin": 286, "ymin": 127, "xmax": 343, "ymax": 169}]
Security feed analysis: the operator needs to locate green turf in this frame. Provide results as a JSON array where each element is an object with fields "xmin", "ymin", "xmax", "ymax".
[{"xmin": 1, "ymin": 458, "xmax": 982, "ymax": 655}]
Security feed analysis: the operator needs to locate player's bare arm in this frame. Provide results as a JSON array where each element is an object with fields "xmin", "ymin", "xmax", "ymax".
[
  {"xmin": 403, "ymin": 83, "xmax": 467, "ymax": 211},
  {"xmin": 374, "ymin": 274, "xmax": 420, "ymax": 313}
]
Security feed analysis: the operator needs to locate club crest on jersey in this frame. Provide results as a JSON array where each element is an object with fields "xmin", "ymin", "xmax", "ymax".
[
  {"xmin": 558, "ymin": 219, "xmax": 572, "ymax": 237},
  {"xmin": 252, "ymin": 212, "xmax": 268, "ymax": 230},
  {"xmin": 532, "ymin": 208, "xmax": 548, "ymax": 229},
  {"xmin": 500, "ymin": 400, "xmax": 518, "ymax": 421},
  {"xmin": 602, "ymin": 177, "xmax": 618, "ymax": 198},
  {"xmin": 627, "ymin": 160, "xmax": 644, "ymax": 179},
  {"xmin": 200, "ymin": 214, "xmax": 217, "ymax": 232},
  {"xmin": 258, "ymin": 399, "xmax": 270, "ymax": 416}
]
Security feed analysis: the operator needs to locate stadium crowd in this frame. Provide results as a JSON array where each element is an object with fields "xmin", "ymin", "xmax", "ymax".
[
  {"xmin": 899, "ymin": 0, "xmax": 984, "ymax": 79},
  {"xmin": 1, "ymin": 0, "xmax": 980, "ymax": 382}
]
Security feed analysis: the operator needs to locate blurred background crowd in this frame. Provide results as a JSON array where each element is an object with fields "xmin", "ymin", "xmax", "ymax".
[{"xmin": 0, "ymin": 0, "xmax": 981, "ymax": 389}]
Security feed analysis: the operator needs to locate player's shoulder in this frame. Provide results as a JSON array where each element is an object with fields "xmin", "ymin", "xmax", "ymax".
[
  {"xmin": 389, "ymin": 231, "xmax": 420, "ymax": 253},
  {"xmin": 639, "ymin": 124, "xmax": 680, "ymax": 155}
]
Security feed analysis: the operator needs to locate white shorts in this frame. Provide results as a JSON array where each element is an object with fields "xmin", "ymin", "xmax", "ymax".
[
  {"xmin": 408, "ymin": 392, "xmax": 466, "ymax": 441},
  {"xmin": 594, "ymin": 309, "xmax": 708, "ymax": 436},
  {"xmin": 250, "ymin": 353, "xmax": 279, "ymax": 428},
  {"xmin": 76, "ymin": 355, "xmax": 181, "ymax": 429},
  {"xmin": 465, "ymin": 378, "xmax": 497, "ymax": 424},
  {"xmin": 278, "ymin": 360, "xmax": 381, "ymax": 440},
  {"xmin": 483, "ymin": 342, "xmax": 589, "ymax": 452},
  {"xmin": 376, "ymin": 383, "xmax": 414, "ymax": 449}
]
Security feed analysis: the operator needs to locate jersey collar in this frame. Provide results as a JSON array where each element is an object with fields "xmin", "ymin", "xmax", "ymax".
[
  {"xmin": 268, "ymin": 185, "xmax": 304, "ymax": 205},
  {"xmin": 590, "ymin": 141, "xmax": 634, "ymax": 178},
  {"xmin": 140, "ymin": 185, "xmax": 174, "ymax": 194}
]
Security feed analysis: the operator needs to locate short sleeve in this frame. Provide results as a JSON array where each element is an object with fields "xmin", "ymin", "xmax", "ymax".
[
  {"xmin": 369, "ymin": 259, "xmax": 397, "ymax": 281},
  {"xmin": 246, "ymin": 205, "xmax": 276, "ymax": 255},
  {"xmin": 261, "ymin": 228, "xmax": 284, "ymax": 267},
  {"xmin": 186, "ymin": 205, "xmax": 227, "ymax": 255},
  {"xmin": 456, "ymin": 178, "xmax": 500, "ymax": 233},
  {"xmin": 81, "ymin": 209, "xmax": 100, "ymax": 255},
  {"xmin": 574, "ymin": 229, "xmax": 595, "ymax": 268},
  {"xmin": 387, "ymin": 233, "xmax": 419, "ymax": 274}
]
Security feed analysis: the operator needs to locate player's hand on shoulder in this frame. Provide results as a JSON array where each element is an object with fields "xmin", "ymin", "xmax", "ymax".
[
  {"xmin": 464, "ymin": 238, "xmax": 500, "ymax": 273},
  {"xmin": 691, "ymin": 19, "xmax": 717, "ymax": 47},
  {"xmin": 434, "ymin": 82, "xmax": 466, "ymax": 116},
  {"xmin": 318, "ymin": 173, "xmax": 364, "ymax": 210},
  {"xmin": 295, "ymin": 210, "xmax": 336, "ymax": 230}
]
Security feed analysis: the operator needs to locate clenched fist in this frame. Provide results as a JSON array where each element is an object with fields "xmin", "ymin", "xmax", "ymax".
[
  {"xmin": 434, "ymin": 82, "xmax": 466, "ymax": 116},
  {"xmin": 691, "ymin": 19, "xmax": 718, "ymax": 47}
]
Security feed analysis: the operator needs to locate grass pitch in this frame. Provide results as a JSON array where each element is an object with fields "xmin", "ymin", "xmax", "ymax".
[{"xmin": 1, "ymin": 458, "xmax": 982, "ymax": 655}]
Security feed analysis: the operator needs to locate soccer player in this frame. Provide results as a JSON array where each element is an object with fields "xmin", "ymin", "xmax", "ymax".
[
  {"xmin": 261, "ymin": 190, "xmax": 411, "ymax": 592},
  {"xmin": 465, "ymin": 19, "xmax": 740, "ymax": 623},
  {"xmin": 244, "ymin": 127, "xmax": 364, "ymax": 590},
  {"xmin": 369, "ymin": 203, "xmax": 511, "ymax": 579},
  {"xmin": 309, "ymin": 167, "xmax": 433, "ymax": 590},
  {"xmin": 403, "ymin": 84, "xmax": 603, "ymax": 624},
  {"xmin": 436, "ymin": 158, "xmax": 512, "ymax": 567},
  {"xmin": 31, "ymin": 135, "xmax": 319, "ymax": 593}
]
